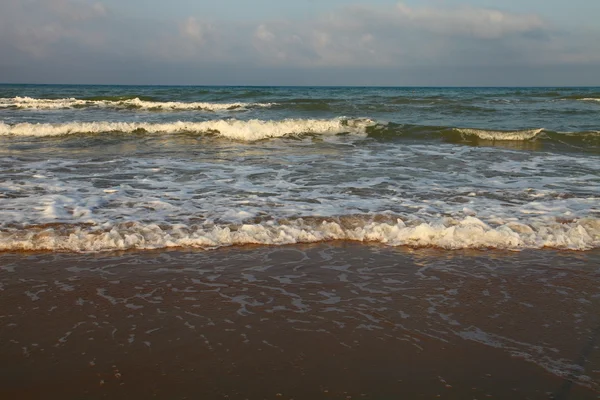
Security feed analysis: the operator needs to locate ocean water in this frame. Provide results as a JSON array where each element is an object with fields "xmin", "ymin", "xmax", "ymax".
[{"xmin": 0, "ymin": 85, "xmax": 598, "ymax": 252}]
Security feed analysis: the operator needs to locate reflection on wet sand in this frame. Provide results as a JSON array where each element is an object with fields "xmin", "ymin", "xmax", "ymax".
[{"xmin": 1, "ymin": 243, "xmax": 600, "ymax": 399}]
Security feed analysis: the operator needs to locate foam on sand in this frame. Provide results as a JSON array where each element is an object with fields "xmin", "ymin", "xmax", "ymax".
[
  {"xmin": 0, "ymin": 96, "xmax": 274, "ymax": 111},
  {"xmin": 1, "ymin": 216, "xmax": 598, "ymax": 252},
  {"xmin": 0, "ymin": 118, "xmax": 376, "ymax": 141}
]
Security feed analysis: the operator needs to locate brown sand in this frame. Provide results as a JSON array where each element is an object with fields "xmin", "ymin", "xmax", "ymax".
[{"xmin": 1, "ymin": 242, "xmax": 600, "ymax": 399}]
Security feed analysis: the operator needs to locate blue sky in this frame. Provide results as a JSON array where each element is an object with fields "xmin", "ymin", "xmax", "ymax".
[{"xmin": 1, "ymin": 0, "xmax": 599, "ymax": 85}]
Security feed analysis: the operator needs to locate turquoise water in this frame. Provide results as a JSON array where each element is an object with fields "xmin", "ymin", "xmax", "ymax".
[{"xmin": 0, "ymin": 85, "xmax": 599, "ymax": 251}]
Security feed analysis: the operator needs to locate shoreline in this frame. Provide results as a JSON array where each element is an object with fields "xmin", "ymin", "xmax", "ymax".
[
  {"xmin": 1, "ymin": 239, "xmax": 599, "ymax": 256},
  {"xmin": 2, "ymin": 242, "xmax": 600, "ymax": 399}
]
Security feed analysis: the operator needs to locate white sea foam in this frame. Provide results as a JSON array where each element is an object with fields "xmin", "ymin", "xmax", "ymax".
[
  {"xmin": 1, "ymin": 216, "xmax": 598, "ymax": 252},
  {"xmin": 456, "ymin": 128, "xmax": 544, "ymax": 141},
  {"xmin": 0, "ymin": 118, "xmax": 375, "ymax": 141},
  {"xmin": 580, "ymin": 98, "xmax": 600, "ymax": 102},
  {"xmin": 0, "ymin": 96, "xmax": 273, "ymax": 111}
]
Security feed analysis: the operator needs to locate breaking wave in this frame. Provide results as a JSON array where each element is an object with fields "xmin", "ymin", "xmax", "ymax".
[
  {"xmin": 0, "ymin": 96, "xmax": 274, "ymax": 111},
  {"xmin": 1, "ymin": 216, "xmax": 598, "ymax": 253},
  {"xmin": 454, "ymin": 128, "xmax": 545, "ymax": 141},
  {"xmin": 560, "ymin": 94, "xmax": 600, "ymax": 101},
  {"xmin": 368, "ymin": 124, "xmax": 600, "ymax": 149},
  {"xmin": 1, "ymin": 119, "xmax": 598, "ymax": 149},
  {"xmin": 0, "ymin": 118, "xmax": 375, "ymax": 141}
]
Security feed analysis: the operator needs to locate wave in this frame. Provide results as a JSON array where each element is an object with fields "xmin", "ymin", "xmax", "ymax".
[
  {"xmin": 1, "ymin": 216, "xmax": 598, "ymax": 253},
  {"xmin": 1, "ymin": 119, "xmax": 597, "ymax": 149},
  {"xmin": 273, "ymin": 99, "xmax": 336, "ymax": 112},
  {"xmin": 561, "ymin": 94, "xmax": 600, "ymax": 101},
  {"xmin": 452, "ymin": 127, "xmax": 600, "ymax": 150},
  {"xmin": 0, "ymin": 96, "xmax": 274, "ymax": 111},
  {"xmin": 454, "ymin": 128, "xmax": 545, "ymax": 141},
  {"xmin": 368, "ymin": 124, "xmax": 600, "ymax": 149},
  {"xmin": 0, "ymin": 118, "xmax": 375, "ymax": 141},
  {"xmin": 79, "ymin": 95, "xmax": 157, "ymax": 102}
]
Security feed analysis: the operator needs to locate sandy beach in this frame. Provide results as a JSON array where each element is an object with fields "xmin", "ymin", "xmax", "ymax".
[{"xmin": 1, "ymin": 243, "xmax": 599, "ymax": 399}]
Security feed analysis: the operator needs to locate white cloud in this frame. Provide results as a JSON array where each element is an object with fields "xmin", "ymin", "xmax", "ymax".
[
  {"xmin": 255, "ymin": 25, "xmax": 275, "ymax": 42},
  {"xmin": 392, "ymin": 2, "xmax": 545, "ymax": 39},
  {"xmin": 181, "ymin": 17, "xmax": 212, "ymax": 45}
]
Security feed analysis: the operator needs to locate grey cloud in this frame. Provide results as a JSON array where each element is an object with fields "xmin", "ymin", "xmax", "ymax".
[
  {"xmin": 245, "ymin": 3, "xmax": 600, "ymax": 69},
  {"xmin": 0, "ymin": 0, "xmax": 108, "ymax": 58},
  {"xmin": 45, "ymin": 0, "xmax": 108, "ymax": 22},
  {"xmin": 245, "ymin": 2, "xmax": 559, "ymax": 67},
  {"xmin": 1, "ymin": 1, "xmax": 599, "ymax": 85}
]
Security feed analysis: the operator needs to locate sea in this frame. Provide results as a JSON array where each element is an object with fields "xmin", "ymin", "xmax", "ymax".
[{"xmin": 0, "ymin": 85, "xmax": 599, "ymax": 253}]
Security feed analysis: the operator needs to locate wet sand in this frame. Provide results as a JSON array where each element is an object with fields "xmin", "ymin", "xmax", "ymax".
[{"xmin": 1, "ymin": 242, "xmax": 600, "ymax": 399}]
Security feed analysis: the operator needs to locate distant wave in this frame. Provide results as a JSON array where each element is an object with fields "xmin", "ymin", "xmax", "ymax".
[
  {"xmin": 0, "ymin": 96, "xmax": 274, "ymax": 111},
  {"xmin": 81, "ymin": 95, "xmax": 158, "ymax": 102},
  {"xmin": 455, "ymin": 128, "xmax": 545, "ymax": 141},
  {"xmin": 3, "ymin": 95, "xmax": 598, "ymax": 113},
  {"xmin": 366, "ymin": 125, "xmax": 548, "ymax": 142},
  {"xmin": 369, "ymin": 124, "xmax": 599, "ymax": 149},
  {"xmin": 1, "ymin": 216, "xmax": 598, "ymax": 252},
  {"xmin": 560, "ymin": 94, "xmax": 600, "ymax": 101},
  {"xmin": 451, "ymin": 127, "xmax": 600, "ymax": 150},
  {"xmin": 0, "ymin": 118, "xmax": 376, "ymax": 141}
]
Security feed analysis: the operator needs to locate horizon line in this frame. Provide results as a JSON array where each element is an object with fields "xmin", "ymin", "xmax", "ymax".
[{"xmin": 1, "ymin": 83, "xmax": 599, "ymax": 89}]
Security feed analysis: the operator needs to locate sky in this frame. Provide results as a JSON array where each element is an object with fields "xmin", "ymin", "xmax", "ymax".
[{"xmin": 1, "ymin": 0, "xmax": 599, "ymax": 86}]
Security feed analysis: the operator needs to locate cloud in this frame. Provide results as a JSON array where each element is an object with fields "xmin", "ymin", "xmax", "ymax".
[
  {"xmin": 0, "ymin": 0, "xmax": 108, "ymax": 58},
  {"xmin": 46, "ymin": 0, "xmax": 108, "ymax": 21},
  {"xmin": 243, "ymin": 2, "xmax": 555, "ymax": 67},
  {"xmin": 255, "ymin": 25, "xmax": 275, "ymax": 42},
  {"xmin": 0, "ymin": 0, "xmax": 599, "ymax": 84},
  {"xmin": 181, "ymin": 17, "xmax": 212, "ymax": 45},
  {"xmin": 393, "ymin": 2, "xmax": 545, "ymax": 39}
]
